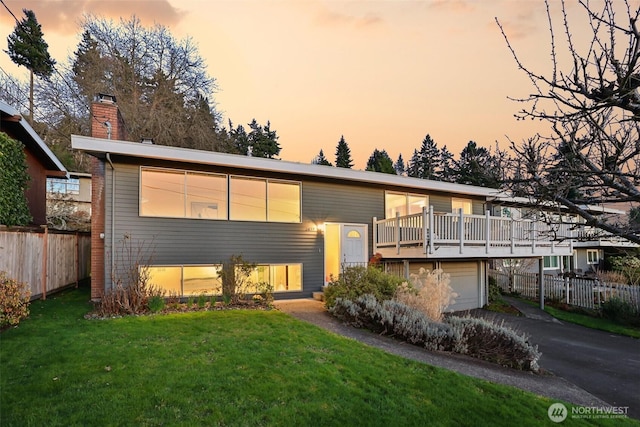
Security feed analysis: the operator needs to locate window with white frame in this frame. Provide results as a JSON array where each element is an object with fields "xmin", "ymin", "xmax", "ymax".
[
  {"xmin": 587, "ymin": 250, "xmax": 600, "ymax": 265},
  {"xmin": 451, "ymin": 198, "xmax": 472, "ymax": 214},
  {"xmin": 47, "ymin": 178, "xmax": 80, "ymax": 195},
  {"xmin": 385, "ymin": 191, "xmax": 428, "ymax": 218},
  {"xmin": 147, "ymin": 265, "xmax": 223, "ymax": 296}
]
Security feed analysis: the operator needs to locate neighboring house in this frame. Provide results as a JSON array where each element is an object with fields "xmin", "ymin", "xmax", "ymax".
[
  {"xmin": 0, "ymin": 100, "xmax": 67, "ymax": 225},
  {"xmin": 71, "ymin": 97, "xmax": 575, "ymax": 310},
  {"xmin": 46, "ymin": 172, "xmax": 92, "ymax": 231},
  {"xmin": 493, "ymin": 200, "xmax": 638, "ymax": 277}
]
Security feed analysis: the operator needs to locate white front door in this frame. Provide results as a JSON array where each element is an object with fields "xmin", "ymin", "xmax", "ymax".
[
  {"xmin": 341, "ymin": 224, "xmax": 367, "ymax": 267},
  {"xmin": 324, "ymin": 223, "xmax": 368, "ymax": 285}
]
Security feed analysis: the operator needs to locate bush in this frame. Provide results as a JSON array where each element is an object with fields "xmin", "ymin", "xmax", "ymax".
[
  {"xmin": 0, "ymin": 271, "xmax": 31, "ymax": 328},
  {"xmin": 324, "ymin": 266, "xmax": 403, "ymax": 309},
  {"xmin": 148, "ymin": 295, "xmax": 165, "ymax": 313},
  {"xmin": 218, "ymin": 254, "xmax": 257, "ymax": 304},
  {"xmin": 488, "ymin": 276, "xmax": 501, "ymax": 304},
  {"xmin": 395, "ymin": 268, "xmax": 457, "ymax": 321},
  {"xmin": 329, "ymin": 294, "xmax": 540, "ymax": 371},
  {"xmin": 601, "ymin": 297, "xmax": 640, "ymax": 326}
]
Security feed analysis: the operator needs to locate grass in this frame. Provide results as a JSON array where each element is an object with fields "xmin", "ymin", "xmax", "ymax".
[
  {"xmin": 516, "ymin": 297, "xmax": 640, "ymax": 339},
  {"xmin": 1, "ymin": 286, "xmax": 638, "ymax": 427}
]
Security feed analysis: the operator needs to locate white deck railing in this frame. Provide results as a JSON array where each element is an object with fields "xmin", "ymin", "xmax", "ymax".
[{"xmin": 373, "ymin": 207, "xmax": 573, "ymax": 258}]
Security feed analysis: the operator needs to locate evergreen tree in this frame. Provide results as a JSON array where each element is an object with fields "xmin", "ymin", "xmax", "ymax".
[
  {"xmin": 394, "ymin": 153, "xmax": 406, "ymax": 175},
  {"xmin": 408, "ymin": 134, "xmax": 441, "ymax": 180},
  {"xmin": 365, "ymin": 149, "xmax": 395, "ymax": 174},
  {"xmin": 229, "ymin": 119, "xmax": 281, "ymax": 159},
  {"xmin": 5, "ymin": 9, "xmax": 55, "ymax": 123},
  {"xmin": 312, "ymin": 149, "xmax": 332, "ymax": 166},
  {"xmin": 451, "ymin": 141, "xmax": 501, "ymax": 188},
  {"xmin": 0, "ymin": 133, "xmax": 32, "ymax": 226},
  {"xmin": 335, "ymin": 135, "xmax": 354, "ymax": 168},
  {"xmin": 438, "ymin": 145, "xmax": 455, "ymax": 182}
]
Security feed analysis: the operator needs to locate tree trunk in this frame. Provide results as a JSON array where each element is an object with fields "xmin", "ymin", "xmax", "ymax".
[{"xmin": 29, "ymin": 69, "xmax": 34, "ymax": 125}]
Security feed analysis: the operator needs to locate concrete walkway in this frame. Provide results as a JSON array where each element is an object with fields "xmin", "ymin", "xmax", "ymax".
[{"xmin": 274, "ymin": 298, "xmax": 640, "ymax": 420}]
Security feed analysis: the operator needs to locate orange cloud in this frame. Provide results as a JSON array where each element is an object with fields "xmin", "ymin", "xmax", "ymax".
[{"xmin": 1, "ymin": 0, "xmax": 185, "ymax": 35}]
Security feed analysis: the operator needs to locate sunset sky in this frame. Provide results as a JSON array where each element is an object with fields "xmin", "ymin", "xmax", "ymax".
[{"xmin": 0, "ymin": 0, "xmax": 630, "ymax": 169}]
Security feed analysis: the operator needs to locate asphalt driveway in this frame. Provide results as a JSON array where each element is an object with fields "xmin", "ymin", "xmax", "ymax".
[
  {"xmin": 275, "ymin": 297, "xmax": 640, "ymax": 420},
  {"xmin": 473, "ymin": 297, "xmax": 640, "ymax": 420}
]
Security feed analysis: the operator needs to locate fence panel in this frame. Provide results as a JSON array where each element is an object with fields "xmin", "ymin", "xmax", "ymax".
[
  {"xmin": 490, "ymin": 270, "xmax": 640, "ymax": 312},
  {"xmin": 0, "ymin": 228, "xmax": 91, "ymax": 299}
]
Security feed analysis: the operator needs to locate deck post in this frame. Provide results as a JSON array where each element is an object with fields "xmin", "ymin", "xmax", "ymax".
[
  {"xmin": 395, "ymin": 211, "xmax": 400, "ymax": 255},
  {"xmin": 429, "ymin": 206, "xmax": 435, "ymax": 254},
  {"xmin": 373, "ymin": 217, "xmax": 378, "ymax": 253},
  {"xmin": 510, "ymin": 217, "xmax": 515, "ymax": 254},
  {"xmin": 485, "ymin": 210, "xmax": 491, "ymax": 254},
  {"xmin": 422, "ymin": 207, "xmax": 428, "ymax": 254},
  {"xmin": 539, "ymin": 257, "xmax": 545, "ymax": 310},
  {"xmin": 459, "ymin": 209, "xmax": 464, "ymax": 254},
  {"xmin": 532, "ymin": 221, "xmax": 537, "ymax": 254}
]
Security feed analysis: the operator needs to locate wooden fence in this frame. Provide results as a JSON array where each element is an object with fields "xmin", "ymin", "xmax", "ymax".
[
  {"xmin": 0, "ymin": 227, "xmax": 91, "ymax": 299},
  {"xmin": 490, "ymin": 270, "xmax": 640, "ymax": 311}
]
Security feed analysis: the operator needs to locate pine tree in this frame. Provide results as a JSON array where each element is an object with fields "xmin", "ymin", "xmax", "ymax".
[
  {"xmin": 394, "ymin": 153, "xmax": 406, "ymax": 175},
  {"xmin": 366, "ymin": 149, "xmax": 395, "ymax": 174},
  {"xmin": 407, "ymin": 134, "xmax": 440, "ymax": 180},
  {"xmin": 451, "ymin": 141, "xmax": 501, "ymax": 188},
  {"xmin": 5, "ymin": 9, "xmax": 55, "ymax": 123},
  {"xmin": 313, "ymin": 149, "xmax": 332, "ymax": 166},
  {"xmin": 335, "ymin": 135, "xmax": 354, "ymax": 168},
  {"xmin": 438, "ymin": 145, "xmax": 455, "ymax": 182}
]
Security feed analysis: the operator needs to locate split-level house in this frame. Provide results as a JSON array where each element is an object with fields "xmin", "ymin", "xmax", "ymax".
[
  {"xmin": 0, "ymin": 100, "xmax": 67, "ymax": 225},
  {"xmin": 72, "ymin": 96, "xmax": 579, "ymax": 310}
]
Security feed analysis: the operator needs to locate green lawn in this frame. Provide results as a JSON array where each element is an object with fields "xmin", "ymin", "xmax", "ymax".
[
  {"xmin": 516, "ymin": 297, "xmax": 640, "ymax": 338},
  {"xmin": 1, "ymin": 286, "xmax": 637, "ymax": 427}
]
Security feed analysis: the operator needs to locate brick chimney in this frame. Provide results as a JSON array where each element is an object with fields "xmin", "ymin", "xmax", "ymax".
[
  {"xmin": 90, "ymin": 93, "xmax": 127, "ymax": 140},
  {"xmin": 88, "ymin": 93, "xmax": 126, "ymax": 300}
]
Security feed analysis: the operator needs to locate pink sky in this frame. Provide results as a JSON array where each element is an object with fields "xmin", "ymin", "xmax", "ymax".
[{"xmin": 1, "ymin": 0, "xmax": 632, "ymax": 169}]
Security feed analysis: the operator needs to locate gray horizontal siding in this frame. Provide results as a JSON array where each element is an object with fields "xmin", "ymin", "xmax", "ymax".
[{"xmin": 104, "ymin": 163, "xmax": 385, "ymax": 297}]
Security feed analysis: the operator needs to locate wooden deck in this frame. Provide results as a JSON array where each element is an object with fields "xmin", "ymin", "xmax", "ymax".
[{"xmin": 373, "ymin": 208, "xmax": 574, "ymax": 259}]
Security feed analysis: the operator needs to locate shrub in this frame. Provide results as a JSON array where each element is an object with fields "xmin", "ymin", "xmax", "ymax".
[
  {"xmin": 329, "ymin": 294, "xmax": 540, "ymax": 371},
  {"xmin": 488, "ymin": 276, "xmax": 501, "ymax": 304},
  {"xmin": 0, "ymin": 133, "xmax": 32, "ymax": 226},
  {"xmin": 96, "ymin": 234, "xmax": 164, "ymax": 316},
  {"xmin": 148, "ymin": 295, "xmax": 165, "ymax": 313},
  {"xmin": 446, "ymin": 316, "xmax": 540, "ymax": 371},
  {"xmin": 394, "ymin": 268, "xmax": 457, "ymax": 322},
  {"xmin": 324, "ymin": 266, "xmax": 403, "ymax": 309},
  {"xmin": 601, "ymin": 297, "xmax": 640, "ymax": 326},
  {"xmin": 0, "ymin": 271, "xmax": 31, "ymax": 328},
  {"xmin": 218, "ymin": 254, "xmax": 257, "ymax": 304}
]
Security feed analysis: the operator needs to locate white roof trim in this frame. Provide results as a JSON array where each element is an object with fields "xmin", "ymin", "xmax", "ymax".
[
  {"xmin": 0, "ymin": 100, "xmax": 67, "ymax": 175},
  {"xmin": 493, "ymin": 195, "xmax": 626, "ymax": 215},
  {"xmin": 71, "ymin": 135, "xmax": 503, "ymax": 197}
]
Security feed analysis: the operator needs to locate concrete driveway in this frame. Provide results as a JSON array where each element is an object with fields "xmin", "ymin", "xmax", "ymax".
[{"xmin": 472, "ymin": 297, "xmax": 640, "ymax": 420}]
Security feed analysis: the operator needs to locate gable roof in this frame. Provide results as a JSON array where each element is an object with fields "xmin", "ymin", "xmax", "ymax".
[
  {"xmin": 0, "ymin": 100, "xmax": 67, "ymax": 175},
  {"xmin": 71, "ymin": 135, "xmax": 502, "ymax": 198}
]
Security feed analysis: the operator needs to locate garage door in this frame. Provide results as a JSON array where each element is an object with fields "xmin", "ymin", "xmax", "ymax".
[{"xmin": 441, "ymin": 261, "xmax": 480, "ymax": 312}]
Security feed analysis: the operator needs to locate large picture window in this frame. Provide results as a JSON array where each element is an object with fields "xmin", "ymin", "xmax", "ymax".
[
  {"xmin": 148, "ymin": 265, "xmax": 223, "ymax": 296},
  {"xmin": 245, "ymin": 264, "xmax": 302, "ymax": 292},
  {"xmin": 140, "ymin": 167, "xmax": 300, "ymax": 223},
  {"xmin": 140, "ymin": 168, "xmax": 227, "ymax": 219},
  {"xmin": 230, "ymin": 176, "xmax": 300, "ymax": 222}
]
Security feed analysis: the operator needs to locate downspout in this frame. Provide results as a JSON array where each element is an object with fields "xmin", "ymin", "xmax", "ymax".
[{"xmin": 106, "ymin": 153, "xmax": 115, "ymax": 290}]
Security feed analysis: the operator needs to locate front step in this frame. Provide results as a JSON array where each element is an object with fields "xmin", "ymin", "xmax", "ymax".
[{"xmin": 312, "ymin": 291, "xmax": 324, "ymax": 301}]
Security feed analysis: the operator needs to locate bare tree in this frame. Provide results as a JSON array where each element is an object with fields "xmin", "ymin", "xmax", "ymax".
[{"xmin": 497, "ymin": 0, "xmax": 640, "ymax": 245}]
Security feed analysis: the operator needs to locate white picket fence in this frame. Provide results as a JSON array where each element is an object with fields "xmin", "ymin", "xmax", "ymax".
[{"xmin": 490, "ymin": 270, "xmax": 640, "ymax": 311}]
